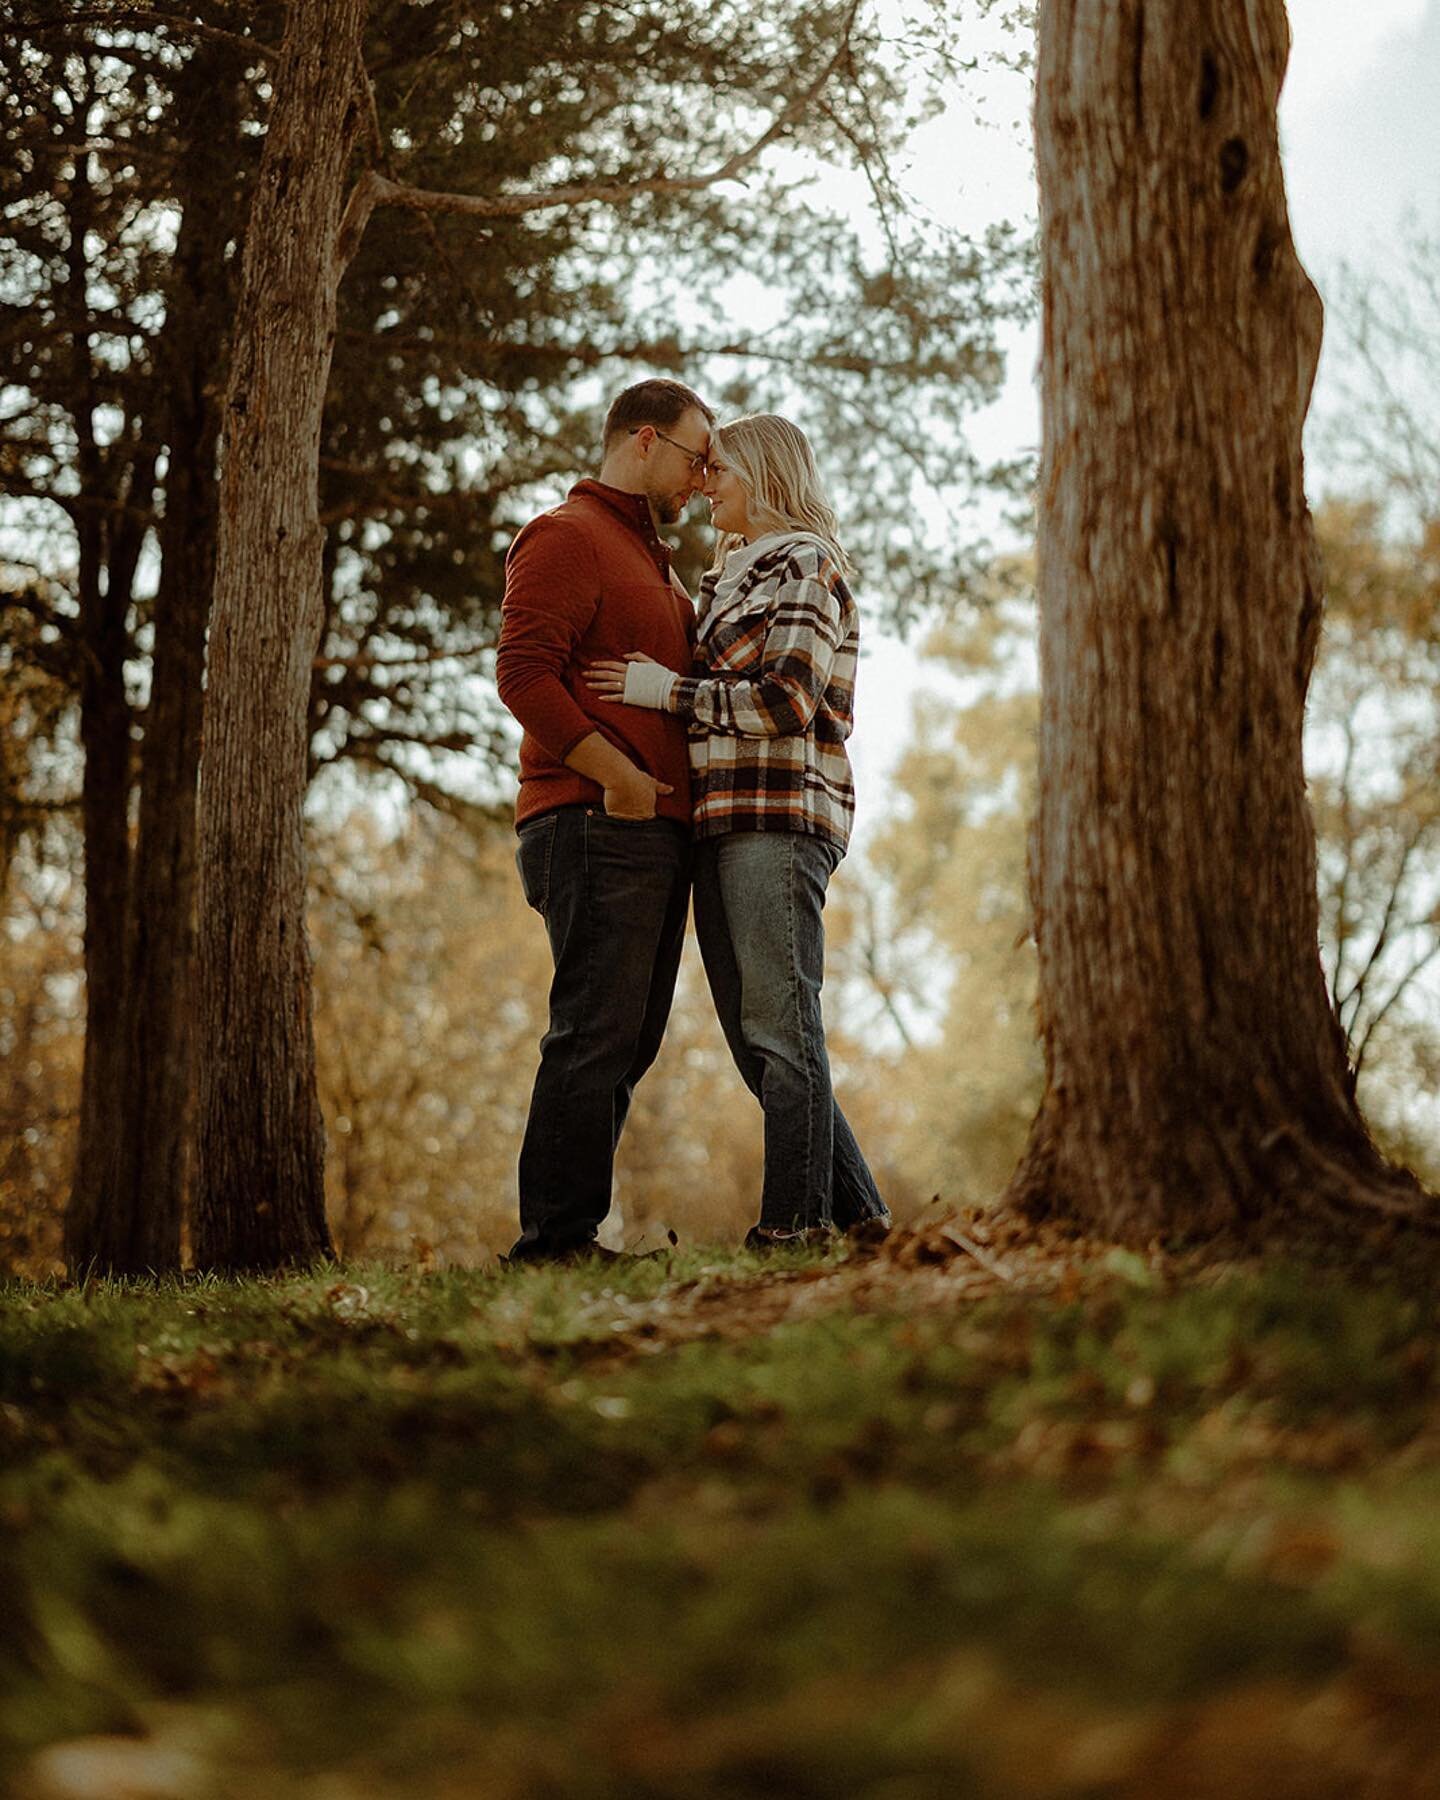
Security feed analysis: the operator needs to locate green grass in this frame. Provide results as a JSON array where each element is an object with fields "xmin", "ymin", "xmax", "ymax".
[{"xmin": 5, "ymin": 1246, "xmax": 1440, "ymax": 1796}]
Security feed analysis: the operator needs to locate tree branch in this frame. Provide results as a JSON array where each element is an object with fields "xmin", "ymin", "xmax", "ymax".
[
  {"xmin": 337, "ymin": 740, "xmax": 510, "ymax": 825},
  {"xmin": 1328, "ymin": 713, "xmax": 1361, "ymax": 1007},
  {"xmin": 1337, "ymin": 814, "xmax": 1437, "ymax": 1028},
  {"xmin": 334, "ymin": 0, "xmax": 861, "ymax": 272},
  {"xmin": 313, "ymin": 640, "xmax": 492, "ymax": 674},
  {"xmin": 353, "ymin": 44, "xmax": 384, "ymax": 165},
  {"xmin": 0, "ymin": 480, "xmax": 158, "ymax": 529},
  {"xmin": 0, "ymin": 589, "xmax": 79, "ymax": 641},
  {"xmin": 1353, "ymin": 938, "xmax": 1440, "ymax": 1076},
  {"xmin": 0, "ymin": 481, "xmax": 81, "ymax": 521},
  {"xmin": 11, "ymin": 7, "xmax": 278, "ymax": 59},
  {"xmin": 340, "ymin": 326, "xmax": 952, "ymax": 379}
]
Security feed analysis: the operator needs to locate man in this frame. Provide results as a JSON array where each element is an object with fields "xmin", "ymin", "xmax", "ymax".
[{"xmin": 496, "ymin": 378, "xmax": 714, "ymax": 1264}]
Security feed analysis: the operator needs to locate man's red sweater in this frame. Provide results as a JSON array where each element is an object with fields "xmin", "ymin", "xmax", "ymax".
[{"xmin": 496, "ymin": 480, "xmax": 696, "ymax": 829}]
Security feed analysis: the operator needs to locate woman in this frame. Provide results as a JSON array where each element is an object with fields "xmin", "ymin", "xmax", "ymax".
[{"xmin": 585, "ymin": 413, "xmax": 890, "ymax": 1248}]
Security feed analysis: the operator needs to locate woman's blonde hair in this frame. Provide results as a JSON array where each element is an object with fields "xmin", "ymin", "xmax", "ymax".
[{"xmin": 709, "ymin": 413, "xmax": 854, "ymax": 575}]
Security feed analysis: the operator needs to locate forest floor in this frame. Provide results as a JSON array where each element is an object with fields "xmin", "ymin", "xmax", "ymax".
[{"xmin": 6, "ymin": 1213, "xmax": 1440, "ymax": 1798}]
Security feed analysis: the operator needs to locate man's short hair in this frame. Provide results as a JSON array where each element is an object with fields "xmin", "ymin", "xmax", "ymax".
[{"xmin": 603, "ymin": 378, "xmax": 714, "ymax": 449}]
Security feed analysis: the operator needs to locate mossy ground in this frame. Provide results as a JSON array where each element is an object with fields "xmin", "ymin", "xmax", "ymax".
[{"xmin": 6, "ymin": 1222, "xmax": 1440, "ymax": 1797}]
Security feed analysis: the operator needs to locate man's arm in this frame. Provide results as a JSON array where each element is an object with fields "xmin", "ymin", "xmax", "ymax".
[
  {"xmin": 565, "ymin": 732, "xmax": 672, "ymax": 821},
  {"xmin": 495, "ymin": 517, "xmax": 605, "ymax": 761},
  {"xmin": 497, "ymin": 518, "xmax": 670, "ymax": 820}
]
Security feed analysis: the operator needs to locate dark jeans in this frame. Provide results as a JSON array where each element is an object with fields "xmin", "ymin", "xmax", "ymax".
[
  {"xmin": 692, "ymin": 829, "xmax": 889, "ymax": 1233},
  {"xmin": 510, "ymin": 807, "xmax": 690, "ymax": 1259}
]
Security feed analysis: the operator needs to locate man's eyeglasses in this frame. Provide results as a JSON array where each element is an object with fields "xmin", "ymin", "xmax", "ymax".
[{"xmin": 630, "ymin": 426, "xmax": 708, "ymax": 477}]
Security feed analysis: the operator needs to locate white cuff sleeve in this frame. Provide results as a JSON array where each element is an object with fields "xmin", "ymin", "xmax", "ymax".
[{"xmin": 622, "ymin": 661, "xmax": 679, "ymax": 711}]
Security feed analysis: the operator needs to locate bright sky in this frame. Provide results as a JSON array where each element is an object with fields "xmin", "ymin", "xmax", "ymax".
[{"xmin": 847, "ymin": 0, "xmax": 1440, "ymax": 827}]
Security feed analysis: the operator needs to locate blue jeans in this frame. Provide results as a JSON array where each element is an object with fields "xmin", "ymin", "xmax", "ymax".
[
  {"xmin": 692, "ymin": 830, "xmax": 888, "ymax": 1233},
  {"xmin": 510, "ymin": 807, "xmax": 690, "ymax": 1258}
]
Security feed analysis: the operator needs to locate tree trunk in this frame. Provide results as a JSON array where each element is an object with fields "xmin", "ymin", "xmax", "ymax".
[
  {"xmin": 64, "ymin": 148, "xmax": 136, "ymax": 1275},
  {"xmin": 96, "ymin": 52, "xmax": 241, "ymax": 1274},
  {"xmin": 193, "ymin": 0, "xmax": 367, "ymax": 1270},
  {"xmin": 1010, "ymin": 0, "xmax": 1431, "ymax": 1237}
]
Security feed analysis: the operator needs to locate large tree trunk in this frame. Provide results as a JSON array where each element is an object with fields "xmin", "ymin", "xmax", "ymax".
[
  {"xmin": 193, "ymin": 0, "xmax": 367, "ymax": 1270},
  {"xmin": 1010, "ymin": 0, "xmax": 1430, "ymax": 1236},
  {"xmin": 96, "ymin": 53, "xmax": 241, "ymax": 1274}
]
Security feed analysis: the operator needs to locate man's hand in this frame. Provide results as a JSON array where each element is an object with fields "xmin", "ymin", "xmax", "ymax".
[
  {"xmin": 603, "ymin": 764, "xmax": 674, "ymax": 821},
  {"xmin": 563, "ymin": 729, "xmax": 673, "ymax": 820}
]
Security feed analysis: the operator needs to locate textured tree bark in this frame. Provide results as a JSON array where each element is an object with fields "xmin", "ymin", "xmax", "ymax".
[
  {"xmin": 193, "ymin": 0, "xmax": 366, "ymax": 1269},
  {"xmin": 67, "ymin": 520, "xmax": 133, "ymax": 1274},
  {"xmin": 95, "ymin": 52, "xmax": 241, "ymax": 1275},
  {"xmin": 64, "ymin": 148, "xmax": 137, "ymax": 1275},
  {"xmin": 1011, "ymin": 0, "xmax": 1431, "ymax": 1236}
]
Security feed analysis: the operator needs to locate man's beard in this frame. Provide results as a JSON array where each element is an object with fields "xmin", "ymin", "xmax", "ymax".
[{"xmin": 651, "ymin": 489, "xmax": 690, "ymax": 527}]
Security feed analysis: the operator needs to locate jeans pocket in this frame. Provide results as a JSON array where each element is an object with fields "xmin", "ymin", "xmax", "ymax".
[{"xmin": 515, "ymin": 813, "xmax": 558, "ymax": 913}]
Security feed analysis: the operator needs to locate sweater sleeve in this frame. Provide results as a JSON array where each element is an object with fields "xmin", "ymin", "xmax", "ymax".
[
  {"xmin": 495, "ymin": 516, "xmax": 601, "ymax": 761},
  {"xmin": 670, "ymin": 558, "xmax": 844, "ymax": 738}
]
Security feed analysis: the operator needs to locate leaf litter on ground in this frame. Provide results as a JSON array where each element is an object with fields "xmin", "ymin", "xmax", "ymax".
[{"xmin": 6, "ymin": 1209, "xmax": 1440, "ymax": 1796}]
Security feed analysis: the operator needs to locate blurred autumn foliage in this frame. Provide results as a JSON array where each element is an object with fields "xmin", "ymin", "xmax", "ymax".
[
  {"xmin": 0, "ymin": 798, "xmax": 923, "ymax": 1276},
  {"xmin": 830, "ymin": 580, "xmax": 1043, "ymax": 1205},
  {"xmin": 0, "ymin": 845, "xmax": 81, "ymax": 1274},
  {"xmin": 4, "ymin": 620, "xmax": 1024, "ymax": 1274},
  {"xmin": 1306, "ymin": 501, "xmax": 1440, "ymax": 1177}
]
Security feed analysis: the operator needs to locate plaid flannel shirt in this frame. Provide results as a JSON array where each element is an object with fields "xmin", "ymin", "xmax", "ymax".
[{"xmin": 669, "ymin": 532, "xmax": 860, "ymax": 852}]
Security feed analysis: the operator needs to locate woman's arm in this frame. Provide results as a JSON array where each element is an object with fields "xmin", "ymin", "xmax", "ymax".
[{"xmin": 586, "ymin": 561, "xmax": 845, "ymax": 739}]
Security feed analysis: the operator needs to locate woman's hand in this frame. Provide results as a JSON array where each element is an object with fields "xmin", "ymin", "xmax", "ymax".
[{"xmin": 584, "ymin": 651, "xmax": 661, "ymax": 703}]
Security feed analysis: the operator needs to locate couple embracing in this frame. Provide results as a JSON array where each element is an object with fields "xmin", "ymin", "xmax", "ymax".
[{"xmin": 496, "ymin": 378, "xmax": 890, "ymax": 1266}]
